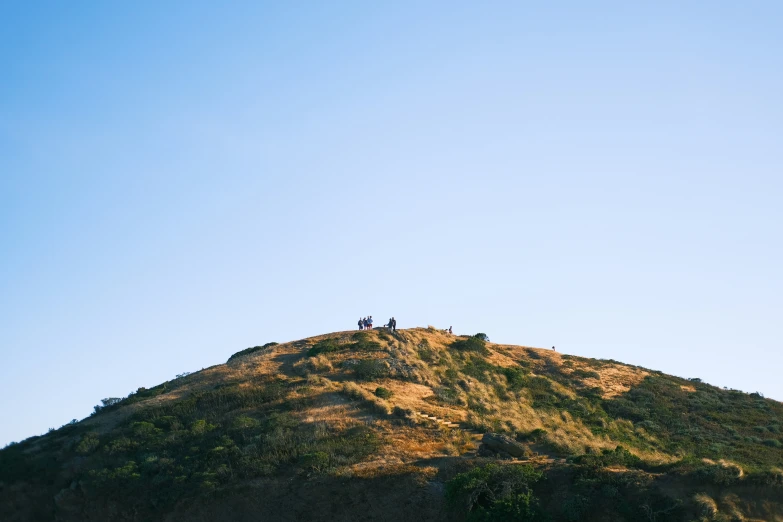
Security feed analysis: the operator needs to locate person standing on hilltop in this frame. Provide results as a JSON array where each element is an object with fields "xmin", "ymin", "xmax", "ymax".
[
  {"xmin": 368, "ymin": 316, "xmax": 373, "ymax": 329},
  {"xmin": 448, "ymin": 326, "xmax": 452, "ymax": 334},
  {"xmin": 358, "ymin": 317, "xmax": 364, "ymax": 330},
  {"xmin": 391, "ymin": 317, "xmax": 396, "ymax": 332}
]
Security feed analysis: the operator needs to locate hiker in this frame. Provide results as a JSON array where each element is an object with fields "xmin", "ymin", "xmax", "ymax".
[
  {"xmin": 448, "ymin": 326, "xmax": 452, "ymax": 334},
  {"xmin": 363, "ymin": 317, "xmax": 368, "ymax": 329},
  {"xmin": 358, "ymin": 317, "xmax": 364, "ymax": 330},
  {"xmin": 368, "ymin": 316, "xmax": 373, "ymax": 329},
  {"xmin": 391, "ymin": 317, "xmax": 396, "ymax": 332},
  {"xmin": 552, "ymin": 346, "xmax": 556, "ymax": 351}
]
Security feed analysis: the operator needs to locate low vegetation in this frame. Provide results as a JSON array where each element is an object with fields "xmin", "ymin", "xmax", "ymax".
[
  {"xmin": 2, "ymin": 327, "xmax": 783, "ymax": 522},
  {"xmin": 227, "ymin": 342, "xmax": 278, "ymax": 362}
]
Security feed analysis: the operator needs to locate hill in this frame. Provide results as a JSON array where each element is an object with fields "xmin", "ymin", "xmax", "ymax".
[{"xmin": 2, "ymin": 328, "xmax": 782, "ymax": 521}]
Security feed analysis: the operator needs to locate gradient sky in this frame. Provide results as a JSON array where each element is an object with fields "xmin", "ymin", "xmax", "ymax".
[{"xmin": 2, "ymin": 1, "xmax": 782, "ymax": 447}]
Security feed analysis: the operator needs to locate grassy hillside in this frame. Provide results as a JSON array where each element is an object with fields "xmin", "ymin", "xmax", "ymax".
[{"xmin": 2, "ymin": 328, "xmax": 782, "ymax": 521}]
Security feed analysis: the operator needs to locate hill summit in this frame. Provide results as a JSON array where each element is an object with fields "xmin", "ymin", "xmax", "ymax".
[{"xmin": 2, "ymin": 327, "xmax": 783, "ymax": 521}]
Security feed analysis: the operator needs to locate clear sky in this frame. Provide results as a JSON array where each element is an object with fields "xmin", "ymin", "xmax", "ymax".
[{"xmin": 1, "ymin": 1, "xmax": 781, "ymax": 447}]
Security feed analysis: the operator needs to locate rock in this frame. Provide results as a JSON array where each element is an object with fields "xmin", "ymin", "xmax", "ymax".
[
  {"xmin": 477, "ymin": 444, "xmax": 495, "ymax": 458},
  {"xmin": 482, "ymin": 433, "xmax": 527, "ymax": 458}
]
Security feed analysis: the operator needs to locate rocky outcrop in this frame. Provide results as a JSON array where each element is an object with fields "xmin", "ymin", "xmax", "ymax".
[{"xmin": 481, "ymin": 433, "xmax": 529, "ymax": 458}]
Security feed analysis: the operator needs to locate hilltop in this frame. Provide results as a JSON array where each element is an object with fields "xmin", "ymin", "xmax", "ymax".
[{"xmin": 2, "ymin": 328, "xmax": 782, "ymax": 521}]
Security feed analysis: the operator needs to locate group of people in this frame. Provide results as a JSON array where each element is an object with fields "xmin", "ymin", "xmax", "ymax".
[
  {"xmin": 385, "ymin": 317, "xmax": 397, "ymax": 332},
  {"xmin": 357, "ymin": 316, "xmax": 397, "ymax": 332},
  {"xmin": 358, "ymin": 316, "xmax": 373, "ymax": 330}
]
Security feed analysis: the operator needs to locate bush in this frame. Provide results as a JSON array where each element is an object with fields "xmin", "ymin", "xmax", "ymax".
[
  {"xmin": 572, "ymin": 446, "xmax": 642, "ymax": 469},
  {"xmin": 299, "ymin": 451, "xmax": 330, "ymax": 472},
  {"xmin": 92, "ymin": 397, "xmax": 122, "ymax": 415},
  {"xmin": 354, "ymin": 359, "xmax": 390, "ymax": 380},
  {"xmin": 374, "ymin": 387, "xmax": 393, "ymax": 399},
  {"xmin": 763, "ymin": 439, "xmax": 782, "ymax": 448},
  {"xmin": 75, "ymin": 433, "xmax": 100, "ymax": 455},
  {"xmin": 351, "ymin": 332, "xmax": 382, "ymax": 352},
  {"xmin": 417, "ymin": 339, "xmax": 437, "ymax": 363},
  {"xmin": 451, "ymin": 336, "xmax": 488, "ymax": 354},
  {"xmin": 228, "ymin": 342, "xmax": 278, "ymax": 362},
  {"xmin": 307, "ymin": 338, "xmax": 341, "ymax": 357},
  {"xmin": 570, "ymin": 368, "xmax": 600, "ymax": 380},
  {"xmin": 500, "ymin": 366, "xmax": 528, "ymax": 390},
  {"xmin": 446, "ymin": 463, "xmax": 543, "ymax": 521}
]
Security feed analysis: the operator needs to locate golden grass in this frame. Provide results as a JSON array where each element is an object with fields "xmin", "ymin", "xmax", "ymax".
[{"xmin": 83, "ymin": 327, "xmax": 681, "ymax": 466}]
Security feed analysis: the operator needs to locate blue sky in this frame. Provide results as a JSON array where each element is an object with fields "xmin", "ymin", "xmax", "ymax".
[{"xmin": 1, "ymin": 1, "xmax": 782, "ymax": 446}]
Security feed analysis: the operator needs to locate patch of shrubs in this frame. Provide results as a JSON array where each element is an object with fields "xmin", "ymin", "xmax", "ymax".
[
  {"xmin": 598, "ymin": 374, "xmax": 783, "ymax": 468},
  {"xmin": 91, "ymin": 382, "xmax": 171, "ymax": 415},
  {"xmin": 572, "ymin": 446, "xmax": 642, "ymax": 470},
  {"xmin": 307, "ymin": 338, "xmax": 341, "ymax": 357},
  {"xmin": 228, "ymin": 342, "xmax": 278, "ymax": 362},
  {"xmin": 417, "ymin": 339, "xmax": 437, "ymax": 362},
  {"xmin": 446, "ymin": 463, "xmax": 543, "ymax": 521},
  {"xmin": 570, "ymin": 368, "xmax": 601, "ymax": 380},
  {"xmin": 93, "ymin": 397, "xmax": 122, "ymax": 414},
  {"xmin": 461, "ymin": 356, "xmax": 497, "ymax": 383},
  {"xmin": 351, "ymin": 332, "xmax": 382, "ymax": 352},
  {"xmin": 14, "ymin": 379, "xmax": 386, "ymax": 515},
  {"xmin": 307, "ymin": 334, "xmax": 382, "ymax": 358},
  {"xmin": 451, "ymin": 334, "xmax": 489, "ymax": 354},
  {"xmin": 500, "ymin": 366, "xmax": 529, "ymax": 390},
  {"xmin": 374, "ymin": 387, "xmax": 393, "ymax": 399},
  {"xmin": 353, "ymin": 359, "xmax": 390, "ymax": 380}
]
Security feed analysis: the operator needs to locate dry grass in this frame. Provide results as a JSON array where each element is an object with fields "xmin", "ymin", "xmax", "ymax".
[{"xmin": 81, "ymin": 327, "xmax": 680, "ymax": 467}]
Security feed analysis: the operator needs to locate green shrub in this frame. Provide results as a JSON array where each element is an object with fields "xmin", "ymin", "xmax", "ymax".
[
  {"xmin": 500, "ymin": 366, "xmax": 528, "ymax": 390},
  {"xmin": 228, "ymin": 342, "xmax": 278, "ymax": 362},
  {"xmin": 763, "ymin": 439, "xmax": 782, "ymax": 448},
  {"xmin": 231, "ymin": 415, "xmax": 259, "ymax": 430},
  {"xmin": 446, "ymin": 463, "xmax": 542, "ymax": 521},
  {"xmin": 374, "ymin": 387, "xmax": 393, "ymax": 399},
  {"xmin": 75, "ymin": 433, "xmax": 100, "ymax": 455},
  {"xmin": 354, "ymin": 359, "xmax": 389, "ymax": 380},
  {"xmin": 351, "ymin": 332, "xmax": 382, "ymax": 352},
  {"xmin": 451, "ymin": 336, "xmax": 488, "ymax": 354},
  {"xmin": 467, "ymin": 397, "xmax": 489, "ymax": 414},
  {"xmin": 417, "ymin": 339, "xmax": 437, "ymax": 362},
  {"xmin": 571, "ymin": 368, "xmax": 601, "ymax": 380},
  {"xmin": 307, "ymin": 338, "xmax": 341, "ymax": 357},
  {"xmin": 93, "ymin": 397, "xmax": 122, "ymax": 414},
  {"xmin": 572, "ymin": 446, "xmax": 642, "ymax": 469},
  {"xmin": 299, "ymin": 451, "xmax": 330, "ymax": 472}
]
